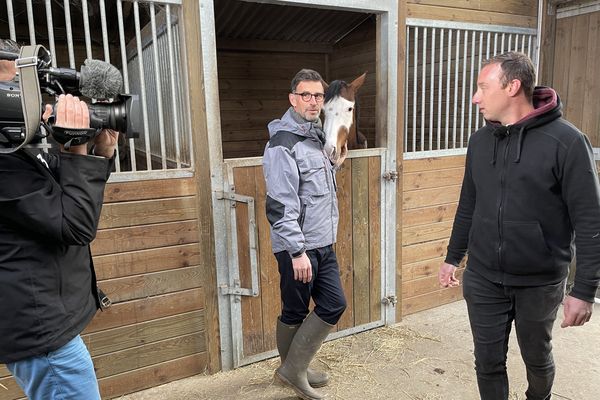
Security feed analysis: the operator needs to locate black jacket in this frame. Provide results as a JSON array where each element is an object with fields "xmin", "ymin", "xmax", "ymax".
[
  {"xmin": 0, "ymin": 149, "xmax": 112, "ymax": 363},
  {"xmin": 446, "ymin": 87, "xmax": 600, "ymax": 302}
]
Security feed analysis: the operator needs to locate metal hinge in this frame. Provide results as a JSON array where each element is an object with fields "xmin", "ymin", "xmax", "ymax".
[
  {"xmin": 382, "ymin": 295, "xmax": 398, "ymax": 307},
  {"xmin": 382, "ymin": 170, "xmax": 399, "ymax": 181}
]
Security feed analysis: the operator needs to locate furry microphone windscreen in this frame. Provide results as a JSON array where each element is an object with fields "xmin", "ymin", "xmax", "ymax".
[{"xmin": 79, "ymin": 59, "xmax": 123, "ymax": 100}]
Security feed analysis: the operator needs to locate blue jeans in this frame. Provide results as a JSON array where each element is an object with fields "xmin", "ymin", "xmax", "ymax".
[{"xmin": 6, "ymin": 335, "xmax": 100, "ymax": 400}]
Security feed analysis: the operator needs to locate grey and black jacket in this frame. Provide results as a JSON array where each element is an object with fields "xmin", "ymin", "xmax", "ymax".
[{"xmin": 263, "ymin": 107, "xmax": 338, "ymax": 256}]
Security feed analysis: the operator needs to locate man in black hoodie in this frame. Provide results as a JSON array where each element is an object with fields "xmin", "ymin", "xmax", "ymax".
[{"xmin": 439, "ymin": 52, "xmax": 600, "ymax": 400}]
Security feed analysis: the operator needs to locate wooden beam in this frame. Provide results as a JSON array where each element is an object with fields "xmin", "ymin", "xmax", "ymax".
[{"xmin": 217, "ymin": 38, "xmax": 333, "ymax": 53}]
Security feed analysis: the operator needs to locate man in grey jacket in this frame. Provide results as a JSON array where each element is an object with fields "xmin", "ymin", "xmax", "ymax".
[{"xmin": 263, "ymin": 69, "xmax": 346, "ymax": 400}]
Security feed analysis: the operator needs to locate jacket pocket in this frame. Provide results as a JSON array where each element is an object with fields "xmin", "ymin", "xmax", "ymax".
[
  {"xmin": 297, "ymin": 156, "xmax": 330, "ymax": 196},
  {"xmin": 502, "ymin": 221, "xmax": 554, "ymax": 275},
  {"xmin": 468, "ymin": 214, "xmax": 498, "ymax": 269}
]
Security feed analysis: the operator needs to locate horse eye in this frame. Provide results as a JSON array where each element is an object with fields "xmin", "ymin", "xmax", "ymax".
[{"xmin": 347, "ymin": 107, "xmax": 353, "ymax": 112}]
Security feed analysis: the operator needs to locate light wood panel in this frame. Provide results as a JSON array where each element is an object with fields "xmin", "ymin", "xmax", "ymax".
[
  {"xmin": 406, "ymin": 3, "xmax": 537, "ymax": 28},
  {"xmin": 406, "ymin": 0, "xmax": 537, "ymax": 16}
]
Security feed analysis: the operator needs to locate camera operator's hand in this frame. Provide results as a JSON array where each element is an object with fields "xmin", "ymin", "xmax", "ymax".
[
  {"xmin": 92, "ymin": 129, "xmax": 119, "ymax": 158},
  {"xmin": 51, "ymin": 94, "xmax": 90, "ymax": 156}
]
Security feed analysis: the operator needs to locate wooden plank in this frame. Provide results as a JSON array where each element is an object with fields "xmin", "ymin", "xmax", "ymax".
[
  {"xmin": 582, "ymin": 11, "xmax": 600, "ymax": 146},
  {"xmin": 99, "ymin": 197, "xmax": 198, "ymax": 229},
  {"xmin": 403, "ymin": 256, "xmax": 445, "ymax": 281},
  {"xmin": 234, "ymin": 166, "xmax": 264, "ymax": 356},
  {"xmin": 406, "ymin": 0, "xmax": 537, "ymax": 16},
  {"xmin": 83, "ymin": 288, "xmax": 204, "ymax": 334},
  {"xmin": 564, "ymin": 13, "xmax": 589, "ymax": 130},
  {"xmin": 99, "ymin": 266, "xmax": 204, "ymax": 303},
  {"xmin": 85, "ymin": 311, "xmax": 205, "ymax": 357},
  {"xmin": 403, "ymin": 167, "xmax": 464, "ymax": 191},
  {"xmin": 93, "ymin": 332, "xmax": 206, "ymax": 379},
  {"xmin": 403, "ymin": 203, "xmax": 458, "ymax": 227},
  {"xmin": 538, "ymin": 0, "xmax": 556, "ymax": 86},
  {"xmin": 352, "ymin": 158, "xmax": 371, "ymax": 326},
  {"xmin": 403, "ymin": 185, "xmax": 462, "ymax": 209},
  {"xmin": 369, "ymin": 157, "xmax": 382, "ymax": 322},
  {"xmin": 402, "ymin": 268, "xmax": 464, "ymax": 298},
  {"xmin": 335, "ymin": 160, "xmax": 355, "ymax": 330},
  {"xmin": 0, "ymin": 365, "xmax": 9, "ymax": 378},
  {"xmin": 98, "ymin": 353, "xmax": 207, "ymax": 399},
  {"xmin": 552, "ymin": 17, "xmax": 573, "ymax": 110},
  {"xmin": 217, "ymin": 38, "xmax": 332, "ymax": 54},
  {"xmin": 91, "ymin": 221, "xmax": 199, "ymax": 256},
  {"xmin": 403, "ymin": 220, "xmax": 454, "ymax": 246},
  {"xmin": 0, "ymin": 376, "xmax": 23, "ymax": 399},
  {"xmin": 94, "ymin": 244, "xmax": 201, "ymax": 281},
  {"xmin": 402, "ymin": 286, "xmax": 463, "ymax": 316},
  {"xmin": 403, "ymin": 155, "xmax": 465, "ymax": 173},
  {"xmin": 406, "ymin": 3, "xmax": 537, "ymax": 28},
  {"xmin": 254, "ymin": 165, "xmax": 280, "ymax": 351},
  {"xmin": 103, "ymin": 178, "xmax": 196, "ymax": 203},
  {"xmin": 403, "ymin": 238, "xmax": 449, "ymax": 265}
]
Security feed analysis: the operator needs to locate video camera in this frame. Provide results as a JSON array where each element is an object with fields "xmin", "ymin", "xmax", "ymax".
[{"xmin": 0, "ymin": 44, "xmax": 140, "ymax": 150}]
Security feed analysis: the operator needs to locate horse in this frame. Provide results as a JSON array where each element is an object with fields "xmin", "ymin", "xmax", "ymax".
[{"xmin": 322, "ymin": 72, "xmax": 367, "ymax": 167}]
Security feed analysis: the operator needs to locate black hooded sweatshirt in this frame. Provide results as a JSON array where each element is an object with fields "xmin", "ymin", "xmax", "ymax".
[{"xmin": 445, "ymin": 87, "xmax": 600, "ymax": 302}]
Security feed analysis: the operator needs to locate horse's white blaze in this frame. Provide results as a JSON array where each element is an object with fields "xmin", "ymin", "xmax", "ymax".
[{"xmin": 322, "ymin": 96, "xmax": 355, "ymax": 159}]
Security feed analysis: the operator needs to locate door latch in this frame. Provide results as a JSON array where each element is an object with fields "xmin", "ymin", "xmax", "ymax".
[
  {"xmin": 382, "ymin": 170, "xmax": 398, "ymax": 181},
  {"xmin": 382, "ymin": 295, "xmax": 398, "ymax": 307}
]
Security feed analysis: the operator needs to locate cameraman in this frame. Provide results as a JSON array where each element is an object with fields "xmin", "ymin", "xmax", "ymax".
[{"xmin": 0, "ymin": 39, "xmax": 117, "ymax": 399}]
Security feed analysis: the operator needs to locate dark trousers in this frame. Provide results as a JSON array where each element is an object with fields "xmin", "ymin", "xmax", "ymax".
[
  {"xmin": 462, "ymin": 268, "xmax": 565, "ymax": 400},
  {"xmin": 275, "ymin": 245, "xmax": 346, "ymax": 326}
]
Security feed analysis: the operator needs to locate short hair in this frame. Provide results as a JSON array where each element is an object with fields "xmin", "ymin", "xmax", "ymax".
[
  {"xmin": 0, "ymin": 38, "xmax": 20, "ymax": 54},
  {"xmin": 290, "ymin": 69, "xmax": 325, "ymax": 92},
  {"xmin": 482, "ymin": 52, "xmax": 536, "ymax": 101}
]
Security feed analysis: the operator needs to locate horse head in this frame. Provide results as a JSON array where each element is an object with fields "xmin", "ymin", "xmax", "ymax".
[{"xmin": 322, "ymin": 72, "xmax": 366, "ymax": 167}]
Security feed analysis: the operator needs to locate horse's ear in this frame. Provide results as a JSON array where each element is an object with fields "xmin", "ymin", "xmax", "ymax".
[
  {"xmin": 350, "ymin": 72, "xmax": 367, "ymax": 92},
  {"xmin": 322, "ymin": 80, "xmax": 329, "ymax": 91}
]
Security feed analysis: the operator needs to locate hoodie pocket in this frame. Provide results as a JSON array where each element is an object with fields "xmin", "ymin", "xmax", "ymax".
[
  {"xmin": 297, "ymin": 156, "xmax": 330, "ymax": 196},
  {"xmin": 502, "ymin": 221, "xmax": 554, "ymax": 275},
  {"xmin": 468, "ymin": 214, "xmax": 498, "ymax": 268}
]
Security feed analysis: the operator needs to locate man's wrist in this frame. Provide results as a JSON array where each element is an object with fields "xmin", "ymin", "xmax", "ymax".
[{"xmin": 291, "ymin": 247, "xmax": 306, "ymax": 258}]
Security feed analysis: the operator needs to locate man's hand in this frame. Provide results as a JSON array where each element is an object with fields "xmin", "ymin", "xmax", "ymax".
[
  {"xmin": 292, "ymin": 252, "xmax": 312, "ymax": 283},
  {"xmin": 92, "ymin": 129, "xmax": 119, "ymax": 158},
  {"xmin": 439, "ymin": 262, "xmax": 460, "ymax": 288},
  {"xmin": 51, "ymin": 94, "xmax": 90, "ymax": 155},
  {"xmin": 561, "ymin": 295, "xmax": 593, "ymax": 328}
]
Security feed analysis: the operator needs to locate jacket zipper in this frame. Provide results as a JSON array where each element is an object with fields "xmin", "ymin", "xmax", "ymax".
[
  {"xmin": 298, "ymin": 203, "xmax": 307, "ymax": 229},
  {"xmin": 497, "ymin": 130, "xmax": 512, "ymax": 277}
]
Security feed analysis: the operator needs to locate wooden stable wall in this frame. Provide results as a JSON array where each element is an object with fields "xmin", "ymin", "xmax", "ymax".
[
  {"xmin": 399, "ymin": 1, "xmax": 537, "ymax": 316},
  {"xmin": 0, "ymin": 178, "xmax": 210, "ymax": 400}
]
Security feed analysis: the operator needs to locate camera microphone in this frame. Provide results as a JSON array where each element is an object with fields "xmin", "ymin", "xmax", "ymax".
[{"xmin": 79, "ymin": 59, "xmax": 123, "ymax": 100}]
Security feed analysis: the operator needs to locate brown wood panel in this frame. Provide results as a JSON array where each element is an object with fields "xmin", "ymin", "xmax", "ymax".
[
  {"xmin": 335, "ymin": 160, "xmax": 355, "ymax": 330},
  {"xmin": 99, "ymin": 266, "xmax": 204, "ymax": 303},
  {"xmin": 403, "ymin": 256, "xmax": 445, "ymax": 281},
  {"xmin": 403, "ymin": 238, "xmax": 449, "ymax": 265},
  {"xmin": 94, "ymin": 244, "xmax": 201, "ymax": 280},
  {"xmin": 0, "ymin": 365, "xmax": 9, "ymax": 378},
  {"xmin": 103, "ymin": 178, "xmax": 196, "ymax": 203},
  {"xmin": 99, "ymin": 197, "xmax": 198, "ymax": 229},
  {"xmin": 402, "ymin": 285, "xmax": 463, "ymax": 316},
  {"xmin": 352, "ymin": 158, "xmax": 371, "ymax": 326},
  {"xmin": 564, "ymin": 13, "xmax": 589, "ymax": 129},
  {"xmin": 91, "ymin": 221, "xmax": 199, "ymax": 256},
  {"xmin": 552, "ymin": 17, "xmax": 573, "ymax": 110},
  {"xmin": 403, "ymin": 185, "xmax": 462, "ymax": 209},
  {"xmin": 403, "ymin": 167, "xmax": 464, "ymax": 191},
  {"xmin": 369, "ymin": 157, "xmax": 382, "ymax": 322},
  {"xmin": 98, "ymin": 353, "xmax": 207, "ymax": 399},
  {"xmin": 83, "ymin": 288, "xmax": 204, "ymax": 334},
  {"xmin": 403, "ymin": 203, "xmax": 458, "ymax": 227},
  {"xmin": 0, "ymin": 376, "xmax": 23, "ymax": 399},
  {"xmin": 234, "ymin": 167, "xmax": 264, "ymax": 356},
  {"xmin": 85, "ymin": 311, "xmax": 205, "ymax": 357},
  {"xmin": 403, "ymin": 220, "xmax": 453, "ymax": 246},
  {"xmin": 93, "ymin": 332, "xmax": 206, "ymax": 379},
  {"xmin": 406, "ymin": 0, "xmax": 537, "ymax": 16},
  {"xmin": 406, "ymin": 4, "xmax": 536, "ymax": 28},
  {"xmin": 403, "ymin": 268, "xmax": 464, "ymax": 298},
  {"xmin": 254, "ymin": 165, "xmax": 280, "ymax": 351},
  {"xmin": 582, "ymin": 12, "xmax": 600, "ymax": 146},
  {"xmin": 403, "ymin": 155, "xmax": 465, "ymax": 173}
]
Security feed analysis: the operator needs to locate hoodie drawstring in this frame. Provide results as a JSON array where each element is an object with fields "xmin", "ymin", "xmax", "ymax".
[
  {"xmin": 514, "ymin": 126, "xmax": 525, "ymax": 163},
  {"xmin": 491, "ymin": 135, "xmax": 499, "ymax": 165}
]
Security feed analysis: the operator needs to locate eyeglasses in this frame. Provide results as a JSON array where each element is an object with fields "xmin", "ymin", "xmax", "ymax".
[{"xmin": 293, "ymin": 92, "xmax": 325, "ymax": 103}]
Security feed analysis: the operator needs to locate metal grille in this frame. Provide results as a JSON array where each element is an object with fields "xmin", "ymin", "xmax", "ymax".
[
  {"xmin": 404, "ymin": 19, "xmax": 537, "ymax": 159},
  {"xmin": 2, "ymin": 0, "xmax": 192, "ymax": 181}
]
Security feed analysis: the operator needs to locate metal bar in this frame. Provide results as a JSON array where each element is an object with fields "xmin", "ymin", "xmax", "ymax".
[
  {"xmin": 421, "ymin": 27, "xmax": 427, "ymax": 151},
  {"xmin": 117, "ymin": 0, "xmax": 137, "ymax": 172},
  {"xmin": 26, "ymin": 0, "xmax": 36, "ymax": 44},
  {"xmin": 468, "ymin": 30, "xmax": 475, "ymax": 140},
  {"xmin": 429, "ymin": 28, "xmax": 435, "ymax": 151},
  {"xmin": 486, "ymin": 32, "xmax": 491, "ymax": 60},
  {"xmin": 44, "ymin": 0, "xmax": 57, "ymax": 68},
  {"xmin": 406, "ymin": 18, "xmax": 537, "ymax": 35},
  {"xmin": 166, "ymin": 5, "xmax": 182, "ymax": 168},
  {"xmin": 460, "ymin": 30, "xmax": 467, "ymax": 147},
  {"xmin": 528, "ymin": 35, "xmax": 533, "ymax": 59},
  {"xmin": 521, "ymin": 34, "xmax": 526, "ymax": 53},
  {"xmin": 134, "ymin": 1, "xmax": 152, "ymax": 170},
  {"xmin": 6, "ymin": 0, "xmax": 16, "ymax": 41},
  {"xmin": 507, "ymin": 33, "xmax": 512, "ymax": 52},
  {"xmin": 437, "ymin": 28, "xmax": 443, "ymax": 150},
  {"xmin": 493, "ymin": 32, "xmax": 498, "ymax": 55},
  {"xmin": 81, "ymin": 0, "xmax": 92, "ymax": 60},
  {"xmin": 412, "ymin": 26, "xmax": 418, "ymax": 152},
  {"xmin": 404, "ymin": 26, "xmax": 409, "ymax": 152},
  {"xmin": 453, "ymin": 29, "xmax": 460, "ymax": 148},
  {"xmin": 403, "ymin": 147, "xmax": 467, "ymax": 160},
  {"xmin": 107, "ymin": 169, "xmax": 194, "ymax": 183},
  {"xmin": 445, "ymin": 29, "xmax": 451, "ymax": 149},
  {"xmin": 63, "ymin": 0, "xmax": 75, "ymax": 68},
  {"xmin": 501, "ymin": 32, "xmax": 505, "ymax": 53},
  {"xmin": 150, "ymin": 3, "xmax": 168, "ymax": 169}
]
